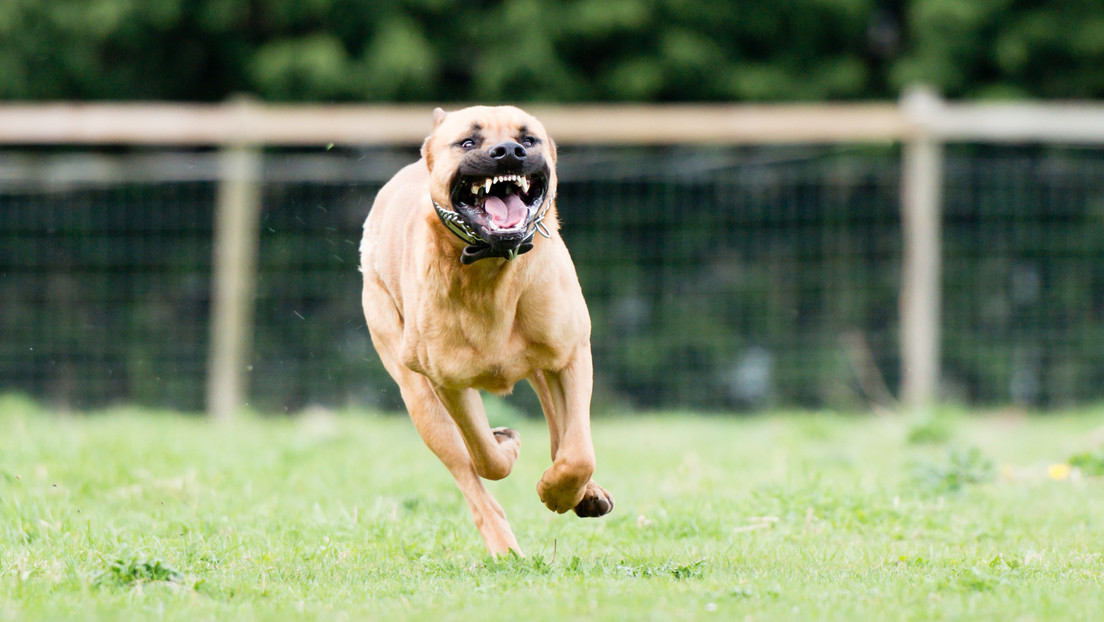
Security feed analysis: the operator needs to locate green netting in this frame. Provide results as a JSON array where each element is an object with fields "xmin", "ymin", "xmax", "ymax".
[{"xmin": 2, "ymin": 145, "xmax": 1102, "ymax": 411}]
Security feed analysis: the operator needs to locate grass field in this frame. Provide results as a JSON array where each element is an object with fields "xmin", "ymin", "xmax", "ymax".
[{"xmin": 3, "ymin": 394, "xmax": 1104, "ymax": 621}]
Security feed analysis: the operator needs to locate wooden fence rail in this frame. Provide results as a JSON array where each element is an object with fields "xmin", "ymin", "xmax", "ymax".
[{"xmin": 0, "ymin": 101, "xmax": 911, "ymax": 146}]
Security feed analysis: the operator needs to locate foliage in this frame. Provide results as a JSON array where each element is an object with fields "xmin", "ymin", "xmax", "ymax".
[
  {"xmin": 906, "ymin": 411, "xmax": 957, "ymax": 445},
  {"xmin": 911, "ymin": 445, "xmax": 996, "ymax": 493},
  {"xmin": 4, "ymin": 402, "xmax": 1104, "ymax": 620},
  {"xmin": 893, "ymin": 0, "xmax": 1104, "ymax": 98},
  {"xmin": 2, "ymin": 0, "xmax": 1103, "ymax": 102},
  {"xmin": 95, "ymin": 557, "xmax": 188, "ymax": 588},
  {"xmin": 1069, "ymin": 447, "xmax": 1104, "ymax": 476}
]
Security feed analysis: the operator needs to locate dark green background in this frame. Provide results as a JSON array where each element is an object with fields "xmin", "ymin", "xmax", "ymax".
[{"xmin": 2, "ymin": 0, "xmax": 1102, "ymax": 103}]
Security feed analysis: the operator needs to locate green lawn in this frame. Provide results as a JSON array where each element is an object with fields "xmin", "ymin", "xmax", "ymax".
[{"xmin": 3, "ymin": 394, "xmax": 1104, "ymax": 621}]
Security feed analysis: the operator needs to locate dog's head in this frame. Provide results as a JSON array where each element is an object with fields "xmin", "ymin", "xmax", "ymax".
[{"xmin": 422, "ymin": 106, "xmax": 557, "ymax": 252}]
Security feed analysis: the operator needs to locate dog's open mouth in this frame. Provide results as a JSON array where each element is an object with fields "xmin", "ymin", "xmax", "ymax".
[{"xmin": 449, "ymin": 170, "xmax": 549, "ymax": 239}]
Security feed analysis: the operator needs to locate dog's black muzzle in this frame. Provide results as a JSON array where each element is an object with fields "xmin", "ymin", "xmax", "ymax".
[{"xmin": 435, "ymin": 144, "xmax": 553, "ymax": 264}]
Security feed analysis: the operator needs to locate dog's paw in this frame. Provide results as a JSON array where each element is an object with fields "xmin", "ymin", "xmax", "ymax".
[
  {"xmin": 491, "ymin": 426, "xmax": 520, "ymax": 445},
  {"xmin": 572, "ymin": 481, "xmax": 614, "ymax": 518},
  {"xmin": 491, "ymin": 426, "xmax": 521, "ymax": 463}
]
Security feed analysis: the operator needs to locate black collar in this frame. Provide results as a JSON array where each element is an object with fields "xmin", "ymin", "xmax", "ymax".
[{"xmin": 433, "ymin": 197, "xmax": 553, "ymax": 265}]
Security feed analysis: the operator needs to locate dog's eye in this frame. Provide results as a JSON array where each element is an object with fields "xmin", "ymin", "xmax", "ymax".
[
  {"xmin": 458, "ymin": 138, "xmax": 477, "ymax": 150},
  {"xmin": 520, "ymin": 136, "xmax": 537, "ymax": 148}
]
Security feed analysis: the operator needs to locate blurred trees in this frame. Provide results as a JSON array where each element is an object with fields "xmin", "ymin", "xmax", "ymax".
[
  {"xmin": 2, "ymin": 0, "xmax": 1103, "ymax": 102},
  {"xmin": 894, "ymin": 0, "xmax": 1104, "ymax": 98}
]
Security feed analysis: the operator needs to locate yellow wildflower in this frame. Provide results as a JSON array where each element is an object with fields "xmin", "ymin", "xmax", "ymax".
[{"xmin": 1047, "ymin": 463, "xmax": 1071, "ymax": 480}]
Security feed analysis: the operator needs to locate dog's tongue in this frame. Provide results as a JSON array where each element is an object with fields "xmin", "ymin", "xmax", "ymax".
[{"xmin": 483, "ymin": 194, "xmax": 527, "ymax": 228}]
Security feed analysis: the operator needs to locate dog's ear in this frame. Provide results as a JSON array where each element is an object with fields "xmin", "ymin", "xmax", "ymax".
[
  {"xmin": 432, "ymin": 107, "xmax": 448, "ymax": 128},
  {"xmin": 421, "ymin": 108, "xmax": 448, "ymax": 170},
  {"xmin": 421, "ymin": 134, "xmax": 434, "ymax": 170},
  {"xmin": 547, "ymin": 136, "xmax": 558, "ymax": 164}
]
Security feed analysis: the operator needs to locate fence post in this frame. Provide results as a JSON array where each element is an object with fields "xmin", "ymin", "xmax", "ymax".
[
  {"xmin": 207, "ymin": 99, "xmax": 263, "ymax": 420},
  {"xmin": 899, "ymin": 86, "xmax": 944, "ymax": 410}
]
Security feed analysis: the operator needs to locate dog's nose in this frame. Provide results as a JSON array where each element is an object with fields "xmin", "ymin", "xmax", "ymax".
[{"xmin": 487, "ymin": 141, "xmax": 528, "ymax": 166}]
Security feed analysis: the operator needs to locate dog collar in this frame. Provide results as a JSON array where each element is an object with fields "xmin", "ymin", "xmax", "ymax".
[{"xmin": 433, "ymin": 196, "xmax": 553, "ymax": 265}]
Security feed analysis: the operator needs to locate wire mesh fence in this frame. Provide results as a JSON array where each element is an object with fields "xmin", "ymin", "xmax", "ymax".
[
  {"xmin": 561, "ymin": 146, "xmax": 902, "ymax": 411},
  {"xmin": 1, "ymin": 144, "xmax": 1103, "ymax": 412},
  {"xmin": 0, "ymin": 163, "xmax": 215, "ymax": 409},
  {"xmin": 941, "ymin": 147, "xmax": 1104, "ymax": 408}
]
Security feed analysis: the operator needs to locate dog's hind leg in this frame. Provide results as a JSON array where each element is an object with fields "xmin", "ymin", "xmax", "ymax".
[
  {"xmin": 430, "ymin": 386, "xmax": 522, "ymax": 482},
  {"xmin": 406, "ymin": 378, "xmax": 521, "ymax": 555},
  {"xmin": 385, "ymin": 357, "xmax": 521, "ymax": 555},
  {"xmin": 363, "ymin": 290, "xmax": 520, "ymax": 555},
  {"xmin": 529, "ymin": 347, "xmax": 615, "ymax": 518}
]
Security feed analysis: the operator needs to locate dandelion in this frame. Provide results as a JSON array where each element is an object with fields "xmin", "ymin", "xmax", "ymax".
[{"xmin": 1047, "ymin": 463, "xmax": 1071, "ymax": 480}]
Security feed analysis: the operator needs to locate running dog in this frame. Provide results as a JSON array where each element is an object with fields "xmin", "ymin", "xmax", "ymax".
[{"xmin": 360, "ymin": 105, "xmax": 614, "ymax": 555}]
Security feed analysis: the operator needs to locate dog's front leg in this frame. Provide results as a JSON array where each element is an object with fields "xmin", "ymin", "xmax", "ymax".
[{"xmin": 530, "ymin": 346, "xmax": 615, "ymax": 517}]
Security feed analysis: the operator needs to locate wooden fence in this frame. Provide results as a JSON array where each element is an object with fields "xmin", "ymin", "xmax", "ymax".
[{"xmin": 5, "ymin": 88, "xmax": 1103, "ymax": 416}]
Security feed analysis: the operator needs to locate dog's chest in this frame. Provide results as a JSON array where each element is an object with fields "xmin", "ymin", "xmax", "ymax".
[{"xmin": 404, "ymin": 297, "xmax": 574, "ymax": 393}]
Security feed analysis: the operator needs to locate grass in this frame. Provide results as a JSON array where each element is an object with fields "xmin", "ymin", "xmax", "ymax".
[{"xmin": 3, "ymin": 394, "xmax": 1104, "ymax": 621}]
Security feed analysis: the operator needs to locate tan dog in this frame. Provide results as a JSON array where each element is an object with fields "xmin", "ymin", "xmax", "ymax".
[{"xmin": 359, "ymin": 106, "xmax": 614, "ymax": 555}]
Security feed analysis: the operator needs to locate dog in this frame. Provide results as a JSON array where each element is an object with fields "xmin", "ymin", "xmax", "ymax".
[{"xmin": 359, "ymin": 106, "xmax": 614, "ymax": 555}]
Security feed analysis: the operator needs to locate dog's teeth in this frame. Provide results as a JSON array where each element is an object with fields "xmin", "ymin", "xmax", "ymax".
[
  {"xmin": 472, "ymin": 182, "xmax": 483, "ymax": 195},
  {"xmin": 486, "ymin": 175, "xmax": 527, "ymax": 192}
]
